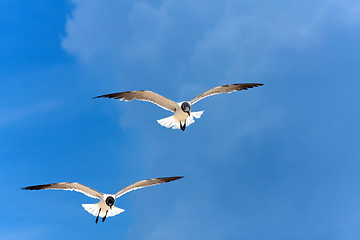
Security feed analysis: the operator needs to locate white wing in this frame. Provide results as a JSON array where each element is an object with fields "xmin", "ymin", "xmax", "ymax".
[
  {"xmin": 115, "ymin": 176, "xmax": 183, "ymax": 198},
  {"xmin": 190, "ymin": 83, "xmax": 264, "ymax": 104},
  {"xmin": 93, "ymin": 90, "xmax": 178, "ymax": 112},
  {"xmin": 21, "ymin": 182, "xmax": 103, "ymax": 199}
]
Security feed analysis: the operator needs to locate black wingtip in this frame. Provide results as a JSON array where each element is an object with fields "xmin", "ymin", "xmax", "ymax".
[
  {"xmin": 21, "ymin": 185, "xmax": 41, "ymax": 190},
  {"xmin": 92, "ymin": 93, "xmax": 115, "ymax": 99},
  {"xmin": 92, "ymin": 93, "xmax": 120, "ymax": 100},
  {"xmin": 155, "ymin": 176, "xmax": 184, "ymax": 183},
  {"xmin": 249, "ymin": 83, "xmax": 264, "ymax": 87},
  {"xmin": 168, "ymin": 176, "xmax": 184, "ymax": 181},
  {"xmin": 21, "ymin": 185, "xmax": 44, "ymax": 190},
  {"xmin": 92, "ymin": 95, "xmax": 103, "ymax": 99},
  {"xmin": 242, "ymin": 83, "xmax": 264, "ymax": 90},
  {"xmin": 20, "ymin": 183, "xmax": 66, "ymax": 191}
]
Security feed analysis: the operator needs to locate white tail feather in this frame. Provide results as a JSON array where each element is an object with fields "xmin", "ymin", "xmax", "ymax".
[
  {"xmin": 157, "ymin": 111, "xmax": 204, "ymax": 129},
  {"xmin": 82, "ymin": 204, "xmax": 124, "ymax": 218},
  {"xmin": 191, "ymin": 110, "xmax": 204, "ymax": 119},
  {"xmin": 107, "ymin": 206, "xmax": 125, "ymax": 217},
  {"xmin": 157, "ymin": 116, "xmax": 180, "ymax": 129},
  {"xmin": 187, "ymin": 111, "xmax": 203, "ymax": 126},
  {"xmin": 82, "ymin": 204, "xmax": 99, "ymax": 217}
]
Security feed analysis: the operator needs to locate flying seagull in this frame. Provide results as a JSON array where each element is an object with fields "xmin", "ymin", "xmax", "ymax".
[
  {"xmin": 22, "ymin": 176, "xmax": 183, "ymax": 223},
  {"xmin": 93, "ymin": 83, "xmax": 263, "ymax": 131}
]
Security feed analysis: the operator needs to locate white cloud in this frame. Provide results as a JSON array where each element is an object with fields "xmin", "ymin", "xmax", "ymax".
[{"xmin": 62, "ymin": 0, "xmax": 360, "ymax": 87}]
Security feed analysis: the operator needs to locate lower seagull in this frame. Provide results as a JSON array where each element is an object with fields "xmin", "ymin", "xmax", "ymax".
[{"xmin": 22, "ymin": 176, "xmax": 183, "ymax": 223}]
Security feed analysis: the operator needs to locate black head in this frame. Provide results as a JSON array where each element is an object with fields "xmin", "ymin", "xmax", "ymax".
[
  {"xmin": 181, "ymin": 102, "xmax": 191, "ymax": 116},
  {"xmin": 105, "ymin": 196, "xmax": 115, "ymax": 208}
]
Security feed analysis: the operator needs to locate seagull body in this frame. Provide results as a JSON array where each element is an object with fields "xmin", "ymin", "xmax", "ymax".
[
  {"xmin": 93, "ymin": 83, "xmax": 263, "ymax": 131},
  {"xmin": 22, "ymin": 176, "xmax": 183, "ymax": 223},
  {"xmin": 157, "ymin": 101, "xmax": 204, "ymax": 131},
  {"xmin": 82, "ymin": 194, "xmax": 121, "ymax": 221}
]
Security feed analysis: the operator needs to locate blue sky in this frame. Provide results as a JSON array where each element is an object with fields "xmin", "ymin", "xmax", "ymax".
[{"xmin": 1, "ymin": 0, "xmax": 360, "ymax": 239}]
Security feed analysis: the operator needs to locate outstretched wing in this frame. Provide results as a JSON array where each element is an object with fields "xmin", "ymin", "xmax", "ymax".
[
  {"xmin": 115, "ymin": 176, "xmax": 183, "ymax": 198},
  {"xmin": 190, "ymin": 83, "xmax": 264, "ymax": 104},
  {"xmin": 21, "ymin": 182, "xmax": 103, "ymax": 199},
  {"xmin": 93, "ymin": 90, "xmax": 178, "ymax": 112}
]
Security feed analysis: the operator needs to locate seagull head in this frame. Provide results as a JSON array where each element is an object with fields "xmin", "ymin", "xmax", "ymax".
[
  {"xmin": 181, "ymin": 102, "xmax": 191, "ymax": 116},
  {"xmin": 105, "ymin": 196, "xmax": 115, "ymax": 209}
]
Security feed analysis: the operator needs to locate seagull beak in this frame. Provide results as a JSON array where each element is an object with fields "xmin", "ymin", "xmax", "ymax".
[{"xmin": 187, "ymin": 111, "xmax": 190, "ymax": 116}]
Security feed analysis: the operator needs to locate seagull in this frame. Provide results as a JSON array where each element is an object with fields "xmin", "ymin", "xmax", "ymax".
[
  {"xmin": 93, "ymin": 83, "xmax": 263, "ymax": 131},
  {"xmin": 21, "ymin": 176, "xmax": 183, "ymax": 223}
]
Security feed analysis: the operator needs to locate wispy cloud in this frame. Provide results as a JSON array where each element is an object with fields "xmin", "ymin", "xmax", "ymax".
[
  {"xmin": 0, "ymin": 100, "xmax": 60, "ymax": 128},
  {"xmin": 0, "ymin": 225, "xmax": 51, "ymax": 240}
]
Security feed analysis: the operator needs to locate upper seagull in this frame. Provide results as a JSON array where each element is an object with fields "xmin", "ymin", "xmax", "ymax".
[
  {"xmin": 93, "ymin": 83, "xmax": 263, "ymax": 131},
  {"xmin": 22, "ymin": 176, "xmax": 183, "ymax": 223}
]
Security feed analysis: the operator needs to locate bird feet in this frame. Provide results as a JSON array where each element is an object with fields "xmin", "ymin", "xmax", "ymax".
[
  {"xmin": 95, "ymin": 208, "xmax": 101, "ymax": 224},
  {"xmin": 180, "ymin": 122, "xmax": 186, "ymax": 131},
  {"xmin": 102, "ymin": 210, "xmax": 108, "ymax": 222}
]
